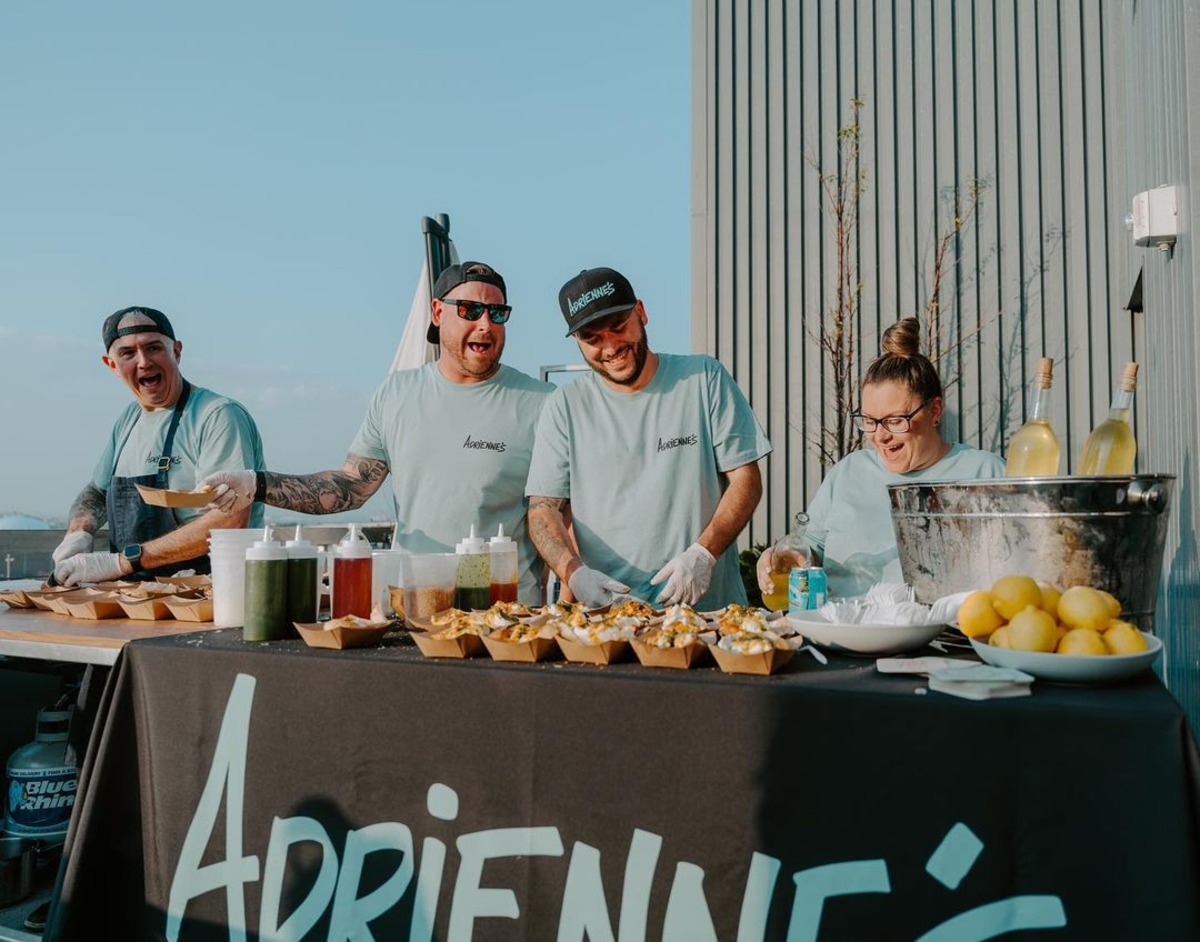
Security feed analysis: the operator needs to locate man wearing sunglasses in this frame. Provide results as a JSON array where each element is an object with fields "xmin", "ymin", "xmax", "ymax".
[
  {"xmin": 526, "ymin": 266, "xmax": 772, "ymax": 609},
  {"xmin": 203, "ymin": 261, "xmax": 553, "ymax": 603}
]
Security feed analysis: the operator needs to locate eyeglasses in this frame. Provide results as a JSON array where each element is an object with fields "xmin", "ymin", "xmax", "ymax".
[
  {"xmin": 851, "ymin": 400, "xmax": 930, "ymax": 433},
  {"xmin": 440, "ymin": 298, "xmax": 512, "ymax": 325}
]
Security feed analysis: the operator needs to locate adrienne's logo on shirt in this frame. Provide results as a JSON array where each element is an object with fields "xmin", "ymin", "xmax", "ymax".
[
  {"xmin": 657, "ymin": 434, "xmax": 699, "ymax": 453},
  {"xmin": 144, "ymin": 453, "xmax": 181, "ymax": 467},
  {"xmin": 463, "ymin": 435, "xmax": 507, "ymax": 453}
]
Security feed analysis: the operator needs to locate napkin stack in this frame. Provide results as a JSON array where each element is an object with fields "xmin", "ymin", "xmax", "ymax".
[{"xmin": 926, "ymin": 664, "xmax": 1034, "ymax": 701}]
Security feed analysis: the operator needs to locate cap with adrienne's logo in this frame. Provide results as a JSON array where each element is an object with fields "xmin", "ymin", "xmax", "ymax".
[{"xmin": 558, "ymin": 267, "xmax": 637, "ymax": 336}]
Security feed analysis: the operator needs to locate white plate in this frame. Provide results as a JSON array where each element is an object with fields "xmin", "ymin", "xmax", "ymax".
[
  {"xmin": 782, "ymin": 612, "xmax": 947, "ymax": 655},
  {"xmin": 969, "ymin": 632, "xmax": 1162, "ymax": 683}
]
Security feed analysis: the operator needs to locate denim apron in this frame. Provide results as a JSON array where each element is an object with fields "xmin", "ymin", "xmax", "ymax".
[{"xmin": 105, "ymin": 380, "xmax": 211, "ymax": 578}]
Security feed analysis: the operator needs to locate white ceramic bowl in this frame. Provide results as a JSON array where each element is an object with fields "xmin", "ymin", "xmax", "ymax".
[
  {"xmin": 783, "ymin": 611, "xmax": 947, "ymax": 656},
  {"xmin": 969, "ymin": 632, "xmax": 1162, "ymax": 684}
]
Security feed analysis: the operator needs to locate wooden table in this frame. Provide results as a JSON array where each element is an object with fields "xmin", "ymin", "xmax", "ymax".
[{"xmin": 0, "ymin": 605, "xmax": 219, "ymax": 666}]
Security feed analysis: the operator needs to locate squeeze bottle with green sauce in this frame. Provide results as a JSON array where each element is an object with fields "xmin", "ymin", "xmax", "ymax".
[
  {"xmin": 488, "ymin": 524, "xmax": 518, "ymax": 603},
  {"xmin": 285, "ymin": 525, "xmax": 319, "ymax": 629},
  {"xmin": 332, "ymin": 524, "xmax": 373, "ymax": 619},
  {"xmin": 455, "ymin": 524, "xmax": 491, "ymax": 611},
  {"xmin": 244, "ymin": 527, "xmax": 288, "ymax": 642}
]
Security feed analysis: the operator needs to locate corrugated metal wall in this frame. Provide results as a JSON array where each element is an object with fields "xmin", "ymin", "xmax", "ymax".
[
  {"xmin": 693, "ymin": 0, "xmax": 1199, "ymax": 726},
  {"xmin": 1120, "ymin": 1, "xmax": 1200, "ymax": 724}
]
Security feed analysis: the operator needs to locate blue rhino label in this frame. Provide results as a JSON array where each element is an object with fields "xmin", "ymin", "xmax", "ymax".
[{"xmin": 6, "ymin": 765, "xmax": 77, "ymax": 837}]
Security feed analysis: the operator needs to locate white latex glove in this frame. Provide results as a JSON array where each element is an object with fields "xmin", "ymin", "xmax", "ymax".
[
  {"xmin": 200, "ymin": 470, "xmax": 257, "ymax": 512},
  {"xmin": 52, "ymin": 530, "xmax": 94, "ymax": 564},
  {"xmin": 54, "ymin": 552, "xmax": 124, "ymax": 587},
  {"xmin": 651, "ymin": 543, "xmax": 716, "ymax": 606},
  {"xmin": 567, "ymin": 566, "xmax": 630, "ymax": 608}
]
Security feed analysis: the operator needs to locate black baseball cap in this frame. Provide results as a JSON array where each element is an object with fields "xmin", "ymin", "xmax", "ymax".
[
  {"xmin": 558, "ymin": 267, "xmax": 637, "ymax": 336},
  {"xmin": 102, "ymin": 306, "xmax": 176, "ymax": 352},
  {"xmin": 427, "ymin": 261, "xmax": 507, "ymax": 344}
]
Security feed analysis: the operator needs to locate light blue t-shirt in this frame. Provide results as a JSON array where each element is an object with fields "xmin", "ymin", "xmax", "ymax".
[
  {"xmin": 349, "ymin": 363, "xmax": 553, "ymax": 604},
  {"xmin": 805, "ymin": 443, "xmax": 1005, "ymax": 598},
  {"xmin": 93, "ymin": 383, "xmax": 266, "ymax": 528},
  {"xmin": 525, "ymin": 353, "xmax": 772, "ymax": 609}
]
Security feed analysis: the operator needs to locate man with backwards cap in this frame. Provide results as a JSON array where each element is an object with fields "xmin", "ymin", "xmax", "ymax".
[
  {"xmin": 526, "ymin": 267, "xmax": 772, "ymax": 609},
  {"xmin": 51, "ymin": 307, "xmax": 266, "ymax": 586},
  {"xmin": 203, "ymin": 262, "xmax": 554, "ymax": 604}
]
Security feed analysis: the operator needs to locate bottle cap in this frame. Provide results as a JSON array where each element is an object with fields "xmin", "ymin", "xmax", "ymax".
[
  {"xmin": 456, "ymin": 523, "xmax": 486, "ymax": 555},
  {"xmin": 336, "ymin": 523, "xmax": 373, "ymax": 558},
  {"xmin": 489, "ymin": 524, "xmax": 514, "ymax": 546},
  {"xmin": 246, "ymin": 526, "xmax": 286, "ymax": 561},
  {"xmin": 1036, "ymin": 357, "xmax": 1054, "ymax": 387},
  {"xmin": 1121, "ymin": 361, "xmax": 1139, "ymax": 391},
  {"xmin": 285, "ymin": 524, "xmax": 317, "ymax": 558}
]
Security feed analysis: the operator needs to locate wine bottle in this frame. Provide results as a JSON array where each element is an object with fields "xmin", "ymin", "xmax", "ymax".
[
  {"xmin": 1077, "ymin": 361, "xmax": 1139, "ymax": 475},
  {"xmin": 1006, "ymin": 357, "xmax": 1061, "ymax": 476},
  {"xmin": 761, "ymin": 512, "xmax": 809, "ymax": 612}
]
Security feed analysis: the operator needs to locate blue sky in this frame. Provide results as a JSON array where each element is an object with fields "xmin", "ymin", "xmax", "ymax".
[{"xmin": 1, "ymin": 1, "xmax": 690, "ymax": 521}]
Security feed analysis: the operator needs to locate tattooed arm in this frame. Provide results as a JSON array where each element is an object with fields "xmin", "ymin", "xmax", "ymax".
[
  {"xmin": 261, "ymin": 454, "xmax": 390, "ymax": 514},
  {"xmin": 66, "ymin": 482, "xmax": 107, "ymax": 534},
  {"xmin": 527, "ymin": 496, "xmax": 583, "ymax": 585}
]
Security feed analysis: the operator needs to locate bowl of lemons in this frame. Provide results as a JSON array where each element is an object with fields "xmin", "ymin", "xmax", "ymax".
[{"xmin": 956, "ymin": 575, "xmax": 1162, "ymax": 683}]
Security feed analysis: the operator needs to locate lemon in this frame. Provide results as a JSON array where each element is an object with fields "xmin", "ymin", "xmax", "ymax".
[
  {"xmin": 1056, "ymin": 586, "xmax": 1113, "ymax": 632},
  {"xmin": 988, "ymin": 625, "xmax": 1013, "ymax": 648},
  {"xmin": 990, "ymin": 575, "xmax": 1043, "ymax": 620},
  {"xmin": 1007, "ymin": 605, "xmax": 1060, "ymax": 652},
  {"xmin": 1098, "ymin": 590, "xmax": 1123, "ymax": 618},
  {"xmin": 1037, "ymin": 581, "xmax": 1062, "ymax": 615},
  {"xmin": 958, "ymin": 590, "xmax": 1004, "ymax": 638},
  {"xmin": 1056, "ymin": 627, "xmax": 1108, "ymax": 656},
  {"xmin": 1103, "ymin": 620, "xmax": 1148, "ymax": 655}
]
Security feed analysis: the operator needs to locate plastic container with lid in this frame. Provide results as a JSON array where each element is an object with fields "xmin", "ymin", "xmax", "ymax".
[
  {"xmin": 455, "ymin": 524, "xmax": 491, "ymax": 611},
  {"xmin": 332, "ymin": 523, "xmax": 373, "ymax": 619},
  {"xmin": 5, "ymin": 707, "xmax": 78, "ymax": 841},
  {"xmin": 284, "ymin": 524, "xmax": 319, "ymax": 629},
  {"xmin": 244, "ymin": 527, "xmax": 288, "ymax": 642},
  {"xmin": 488, "ymin": 524, "xmax": 518, "ymax": 604}
]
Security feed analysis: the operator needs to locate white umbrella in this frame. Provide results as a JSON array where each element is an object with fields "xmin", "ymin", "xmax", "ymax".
[{"xmin": 389, "ymin": 241, "xmax": 459, "ymax": 372}]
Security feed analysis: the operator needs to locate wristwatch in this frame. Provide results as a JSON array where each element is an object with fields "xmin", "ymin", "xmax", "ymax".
[{"xmin": 121, "ymin": 544, "xmax": 144, "ymax": 573}]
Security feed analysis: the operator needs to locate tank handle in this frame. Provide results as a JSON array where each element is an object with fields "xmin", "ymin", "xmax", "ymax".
[{"xmin": 1127, "ymin": 480, "xmax": 1170, "ymax": 514}]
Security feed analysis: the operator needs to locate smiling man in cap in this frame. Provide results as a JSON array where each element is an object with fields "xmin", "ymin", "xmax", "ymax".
[
  {"xmin": 526, "ymin": 266, "xmax": 772, "ymax": 608},
  {"xmin": 202, "ymin": 262, "xmax": 554, "ymax": 603},
  {"xmin": 51, "ymin": 306, "xmax": 265, "ymax": 585}
]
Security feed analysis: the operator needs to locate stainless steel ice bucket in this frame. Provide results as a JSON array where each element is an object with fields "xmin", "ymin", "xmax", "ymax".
[{"xmin": 888, "ymin": 475, "xmax": 1174, "ymax": 631}]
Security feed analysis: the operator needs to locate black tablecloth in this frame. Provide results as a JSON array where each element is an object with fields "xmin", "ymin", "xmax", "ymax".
[{"xmin": 46, "ymin": 629, "xmax": 1200, "ymax": 940}]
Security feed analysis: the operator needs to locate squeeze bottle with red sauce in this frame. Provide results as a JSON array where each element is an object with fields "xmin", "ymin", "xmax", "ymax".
[
  {"xmin": 332, "ymin": 524, "xmax": 373, "ymax": 619},
  {"xmin": 488, "ymin": 524, "xmax": 518, "ymax": 603}
]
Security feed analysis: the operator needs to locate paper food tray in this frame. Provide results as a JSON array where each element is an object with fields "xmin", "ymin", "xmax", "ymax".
[
  {"xmin": 630, "ymin": 638, "xmax": 710, "ymax": 670},
  {"xmin": 294, "ymin": 621, "xmax": 392, "ymax": 650},
  {"xmin": 135, "ymin": 484, "xmax": 216, "ymax": 508},
  {"xmin": 480, "ymin": 634, "xmax": 558, "ymax": 663},
  {"xmin": 555, "ymin": 635, "xmax": 631, "ymax": 665},
  {"xmin": 411, "ymin": 632, "xmax": 485, "ymax": 659},
  {"xmin": 707, "ymin": 642, "xmax": 795, "ymax": 676}
]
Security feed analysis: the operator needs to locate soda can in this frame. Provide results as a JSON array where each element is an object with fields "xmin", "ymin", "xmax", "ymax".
[
  {"xmin": 807, "ymin": 567, "xmax": 828, "ymax": 608},
  {"xmin": 787, "ymin": 567, "xmax": 809, "ymax": 614}
]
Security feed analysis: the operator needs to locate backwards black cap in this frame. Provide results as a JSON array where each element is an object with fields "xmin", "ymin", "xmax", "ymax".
[{"xmin": 102, "ymin": 306, "xmax": 175, "ymax": 352}]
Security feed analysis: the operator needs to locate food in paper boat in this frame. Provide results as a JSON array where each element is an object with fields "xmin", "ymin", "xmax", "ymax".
[
  {"xmin": 487, "ymin": 622, "xmax": 546, "ymax": 644},
  {"xmin": 295, "ymin": 615, "xmax": 393, "ymax": 650},
  {"xmin": 322, "ymin": 614, "xmax": 390, "ymax": 631},
  {"xmin": 717, "ymin": 629, "xmax": 788, "ymax": 655},
  {"xmin": 712, "ymin": 604, "xmax": 781, "ymax": 636},
  {"xmin": 639, "ymin": 604, "xmax": 709, "ymax": 649}
]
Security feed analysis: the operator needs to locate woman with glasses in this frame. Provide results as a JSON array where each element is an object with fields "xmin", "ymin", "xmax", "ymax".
[{"xmin": 757, "ymin": 317, "xmax": 1003, "ymax": 599}]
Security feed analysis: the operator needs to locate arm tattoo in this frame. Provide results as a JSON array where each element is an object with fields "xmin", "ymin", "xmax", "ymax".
[
  {"xmin": 68, "ymin": 483, "xmax": 107, "ymax": 532},
  {"xmin": 527, "ymin": 497, "xmax": 577, "ymax": 576},
  {"xmin": 262, "ymin": 457, "xmax": 389, "ymax": 515}
]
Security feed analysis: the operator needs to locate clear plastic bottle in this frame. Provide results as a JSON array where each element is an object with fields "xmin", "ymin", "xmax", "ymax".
[
  {"xmin": 455, "ymin": 524, "xmax": 491, "ymax": 611},
  {"xmin": 1078, "ymin": 361, "xmax": 1139, "ymax": 475},
  {"xmin": 244, "ymin": 527, "xmax": 288, "ymax": 641},
  {"xmin": 762, "ymin": 512, "xmax": 809, "ymax": 612},
  {"xmin": 488, "ymin": 524, "xmax": 518, "ymax": 604},
  {"xmin": 5, "ymin": 706, "xmax": 78, "ymax": 841},
  {"xmin": 332, "ymin": 524, "xmax": 374, "ymax": 619},
  {"xmin": 1006, "ymin": 357, "xmax": 1061, "ymax": 476},
  {"xmin": 285, "ymin": 525, "xmax": 319, "ymax": 628}
]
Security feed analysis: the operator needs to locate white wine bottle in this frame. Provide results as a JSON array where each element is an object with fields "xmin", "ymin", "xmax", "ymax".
[
  {"xmin": 1077, "ymin": 361, "xmax": 1139, "ymax": 475},
  {"xmin": 1006, "ymin": 357, "xmax": 1061, "ymax": 476}
]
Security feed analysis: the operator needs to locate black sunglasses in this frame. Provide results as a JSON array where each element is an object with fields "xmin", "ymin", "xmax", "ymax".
[{"xmin": 440, "ymin": 298, "xmax": 512, "ymax": 325}]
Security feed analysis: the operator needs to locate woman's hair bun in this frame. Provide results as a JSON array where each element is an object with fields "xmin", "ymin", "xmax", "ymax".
[{"xmin": 881, "ymin": 317, "xmax": 921, "ymax": 357}]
